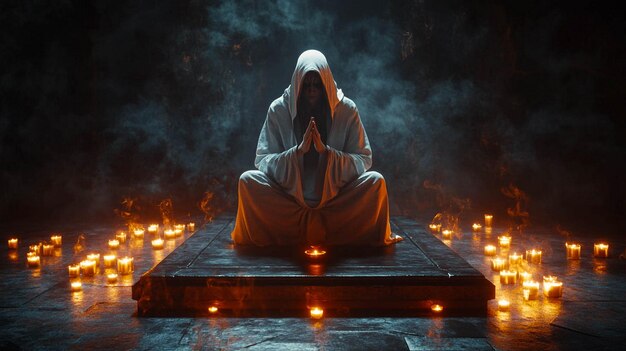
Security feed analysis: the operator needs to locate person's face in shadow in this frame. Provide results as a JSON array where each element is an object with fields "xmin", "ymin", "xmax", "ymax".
[{"xmin": 301, "ymin": 71, "xmax": 323, "ymax": 107}]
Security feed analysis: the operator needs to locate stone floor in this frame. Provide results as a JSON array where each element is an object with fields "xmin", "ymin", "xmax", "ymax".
[{"xmin": 1, "ymin": 216, "xmax": 625, "ymax": 350}]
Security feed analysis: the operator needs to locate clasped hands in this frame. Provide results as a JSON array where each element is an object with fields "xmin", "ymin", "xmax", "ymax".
[{"xmin": 297, "ymin": 117, "xmax": 327, "ymax": 155}]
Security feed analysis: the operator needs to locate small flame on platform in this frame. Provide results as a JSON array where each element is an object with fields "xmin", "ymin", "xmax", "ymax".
[
  {"xmin": 430, "ymin": 304, "xmax": 443, "ymax": 313},
  {"xmin": 304, "ymin": 246, "xmax": 326, "ymax": 258}
]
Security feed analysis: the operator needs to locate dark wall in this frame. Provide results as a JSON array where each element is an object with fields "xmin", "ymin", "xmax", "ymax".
[{"xmin": 1, "ymin": 0, "xmax": 624, "ymax": 233}]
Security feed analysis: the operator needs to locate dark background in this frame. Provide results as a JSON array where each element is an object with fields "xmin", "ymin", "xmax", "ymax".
[{"xmin": 1, "ymin": 0, "xmax": 624, "ymax": 236}]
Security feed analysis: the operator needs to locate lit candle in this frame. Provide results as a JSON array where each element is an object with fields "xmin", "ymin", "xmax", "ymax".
[
  {"xmin": 108, "ymin": 239, "xmax": 120, "ymax": 250},
  {"xmin": 305, "ymin": 246, "xmax": 326, "ymax": 258},
  {"xmin": 491, "ymin": 257, "xmax": 507, "ymax": 271},
  {"xmin": 71, "ymin": 281, "xmax": 82, "ymax": 292},
  {"xmin": 151, "ymin": 238, "xmax": 164, "ymax": 250},
  {"xmin": 543, "ymin": 276, "xmax": 563, "ymax": 298},
  {"xmin": 525, "ymin": 249, "xmax": 542, "ymax": 264},
  {"xmin": 86, "ymin": 253, "xmax": 100, "ymax": 262},
  {"xmin": 68, "ymin": 264, "xmax": 80, "ymax": 277},
  {"xmin": 8, "ymin": 238, "xmax": 18, "ymax": 249},
  {"xmin": 174, "ymin": 224, "xmax": 186, "ymax": 232},
  {"xmin": 498, "ymin": 235, "xmax": 511, "ymax": 248},
  {"xmin": 593, "ymin": 243, "xmax": 609, "ymax": 258},
  {"xmin": 164, "ymin": 229, "xmax": 176, "ymax": 239},
  {"xmin": 117, "ymin": 257, "xmax": 134, "ymax": 275},
  {"xmin": 508, "ymin": 253, "xmax": 522, "ymax": 266},
  {"xmin": 484, "ymin": 245, "xmax": 497, "ymax": 256},
  {"xmin": 484, "ymin": 214, "xmax": 493, "ymax": 227},
  {"xmin": 103, "ymin": 254, "xmax": 116, "ymax": 268},
  {"xmin": 148, "ymin": 224, "xmax": 159, "ymax": 234},
  {"xmin": 174, "ymin": 228, "xmax": 183, "ymax": 237},
  {"xmin": 441, "ymin": 229, "xmax": 453, "ymax": 240},
  {"xmin": 29, "ymin": 243, "xmax": 42, "ymax": 255},
  {"xmin": 498, "ymin": 299, "xmax": 510, "ymax": 312},
  {"xmin": 565, "ymin": 243, "xmax": 581, "ymax": 260},
  {"xmin": 107, "ymin": 273, "xmax": 118, "ymax": 284},
  {"xmin": 80, "ymin": 260, "xmax": 97, "ymax": 276},
  {"xmin": 27, "ymin": 255, "xmax": 40, "ymax": 268},
  {"xmin": 499, "ymin": 270, "xmax": 517, "ymax": 285},
  {"xmin": 187, "ymin": 222, "xmax": 195, "ymax": 232},
  {"xmin": 428, "ymin": 224, "xmax": 441, "ymax": 233},
  {"xmin": 133, "ymin": 228, "xmax": 145, "ymax": 238},
  {"xmin": 42, "ymin": 244, "xmax": 54, "ymax": 256},
  {"xmin": 518, "ymin": 271, "xmax": 533, "ymax": 284},
  {"xmin": 431, "ymin": 304, "xmax": 444, "ymax": 313},
  {"xmin": 208, "ymin": 306, "xmax": 219, "ymax": 314},
  {"xmin": 309, "ymin": 307, "xmax": 324, "ymax": 319},
  {"xmin": 472, "ymin": 223, "xmax": 482, "ymax": 232},
  {"xmin": 50, "ymin": 235, "xmax": 62, "ymax": 247},
  {"xmin": 115, "ymin": 232, "xmax": 127, "ymax": 244},
  {"xmin": 523, "ymin": 281, "xmax": 539, "ymax": 300}
]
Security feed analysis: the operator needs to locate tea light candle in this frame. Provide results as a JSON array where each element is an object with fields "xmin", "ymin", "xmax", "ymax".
[
  {"xmin": 498, "ymin": 235, "xmax": 511, "ymax": 248},
  {"xmin": 174, "ymin": 224, "xmax": 186, "ymax": 232},
  {"xmin": 133, "ymin": 228, "xmax": 145, "ymax": 238},
  {"xmin": 164, "ymin": 229, "xmax": 176, "ymax": 239},
  {"xmin": 491, "ymin": 257, "xmax": 507, "ymax": 271},
  {"xmin": 565, "ymin": 243, "xmax": 581, "ymax": 260},
  {"xmin": 108, "ymin": 239, "xmax": 120, "ymax": 250},
  {"xmin": 80, "ymin": 260, "xmax": 97, "ymax": 276},
  {"xmin": 508, "ymin": 253, "xmax": 523, "ymax": 266},
  {"xmin": 309, "ymin": 307, "xmax": 324, "ymax": 319},
  {"xmin": 472, "ymin": 223, "xmax": 482, "ymax": 232},
  {"xmin": 498, "ymin": 299, "xmax": 510, "ymax": 312},
  {"xmin": 518, "ymin": 271, "xmax": 533, "ymax": 284},
  {"xmin": 27, "ymin": 255, "xmax": 40, "ymax": 268},
  {"xmin": 115, "ymin": 232, "xmax": 127, "ymax": 244},
  {"xmin": 429, "ymin": 224, "xmax": 441, "ymax": 233},
  {"xmin": 208, "ymin": 306, "xmax": 219, "ymax": 314},
  {"xmin": 29, "ymin": 243, "xmax": 42, "ymax": 255},
  {"xmin": 42, "ymin": 244, "xmax": 54, "ymax": 256},
  {"xmin": 8, "ymin": 238, "xmax": 18, "ymax": 249},
  {"xmin": 441, "ymin": 229, "xmax": 453, "ymax": 240},
  {"xmin": 117, "ymin": 257, "xmax": 134, "ymax": 275},
  {"xmin": 148, "ymin": 224, "xmax": 159, "ymax": 234},
  {"xmin": 593, "ymin": 243, "xmax": 609, "ymax": 258},
  {"xmin": 50, "ymin": 235, "xmax": 62, "ymax": 247},
  {"xmin": 484, "ymin": 245, "xmax": 497, "ymax": 256},
  {"xmin": 543, "ymin": 276, "xmax": 563, "ymax": 298},
  {"xmin": 174, "ymin": 228, "xmax": 183, "ymax": 237},
  {"xmin": 86, "ymin": 253, "xmax": 100, "ymax": 262},
  {"xmin": 68, "ymin": 264, "xmax": 80, "ymax": 277},
  {"xmin": 187, "ymin": 222, "xmax": 195, "ymax": 232},
  {"xmin": 151, "ymin": 238, "xmax": 164, "ymax": 250},
  {"xmin": 71, "ymin": 281, "xmax": 82, "ymax": 292},
  {"xmin": 107, "ymin": 273, "xmax": 118, "ymax": 284},
  {"xmin": 103, "ymin": 254, "xmax": 116, "ymax": 268},
  {"xmin": 484, "ymin": 214, "xmax": 493, "ymax": 227},
  {"xmin": 305, "ymin": 246, "xmax": 326, "ymax": 258},
  {"xmin": 523, "ymin": 281, "xmax": 539, "ymax": 300},
  {"xmin": 525, "ymin": 249, "xmax": 542, "ymax": 264},
  {"xmin": 431, "ymin": 304, "xmax": 444, "ymax": 313},
  {"xmin": 499, "ymin": 270, "xmax": 517, "ymax": 285}
]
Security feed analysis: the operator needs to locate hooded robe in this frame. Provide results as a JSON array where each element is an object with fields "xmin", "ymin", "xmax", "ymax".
[{"xmin": 231, "ymin": 50, "xmax": 400, "ymax": 246}]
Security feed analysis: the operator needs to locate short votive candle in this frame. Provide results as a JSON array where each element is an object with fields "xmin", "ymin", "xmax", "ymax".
[
  {"xmin": 164, "ymin": 229, "xmax": 176, "ymax": 239},
  {"xmin": 508, "ymin": 253, "xmax": 523, "ymax": 266},
  {"xmin": 80, "ymin": 260, "xmax": 97, "ymax": 276},
  {"xmin": 71, "ymin": 281, "xmax": 82, "ymax": 292},
  {"xmin": 117, "ymin": 257, "xmax": 134, "ymax": 275},
  {"xmin": 525, "ymin": 249, "xmax": 542, "ymax": 264},
  {"xmin": 187, "ymin": 222, "xmax": 195, "ymax": 232},
  {"xmin": 42, "ymin": 244, "xmax": 54, "ymax": 256},
  {"xmin": 518, "ymin": 271, "xmax": 533, "ymax": 284},
  {"xmin": 133, "ymin": 229, "xmax": 145, "ymax": 238},
  {"xmin": 472, "ymin": 223, "xmax": 482, "ymax": 232},
  {"xmin": 27, "ymin": 255, "xmax": 40, "ymax": 268},
  {"xmin": 498, "ymin": 235, "xmax": 511, "ymax": 248},
  {"xmin": 68, "ymin": 264, "xmax": 80, "ymax": 277},
  {"xmin": 499, "ymin": 270, "xmax": 517, "ymax": 285},
  {"xmin": 174, "ymin": 224, "xmax": 185, "ymax": 232},
  {"xmin": 151, "ymin": 238, "xmax": 164, "ymax": 250},
  {"xmin": 115, "ymin": 232, "xmax": 127, "ymax": 244},
  {"xmin": 108, "ymin": 239, "xmax": 120, "ymax": 250},
  {"xmin": 498, "ymin": 299, "xmax": 510, "ymax": 312},
  {"xmin": 310, "ymin": 307, "xmax": 324, "ymax": 319},
  {"xmin": 29, "ymin": 243, "xmax": 42, "ymax": 255},
  {"xmin": 484, "ymin": 214, "xmax": 493, "ymax": 227},
  {"xmin": 593, "ymin": 243, "xmax": 609, "ymax": 258},
  {"xmin": 491, "ymin": 257, "xmax": 507, "ymax": 271},
  {"xmin": 148, "ymin": 224, "xmax": 159, "ymax": 234},
  {"xmin": 50, "ymin": 235, "xmax": 62, "ymax": 247},
  {"xmin": 523, "ymin": 281, "xmax": 540, "ymax": 300},
  {"xmin": 484, "ymin": 245, "xmax": 497, "ymax": 256},
  {"xmin": 565, "ymin": 243, "xmax": 581, "ymax": 260},
  {"xmin": 429, "ymin": 224, "xmax": 441, "ymax": 233},
  {"xmin": 174, "ymin": 228, "xmax": 183, "ymax": 237},
  {"xmin": 103, "ymin": 254, "xmax": 116, "ymax": 268},
  {"xmin": 543, "ymin": 276, "xmax": 563, "ymax": 298},
  {"xmin": 86, "ymin": 253, "xmax": 100, "ymax": 263},
  {"xmin": 8, "ymin": 238, "xmax": 18, "ymax": 249},
  {"xmin": 107, "ymin": 273, "xmax": 118, "ymax": 284},
  {"xmin": 442, "ymin": 229, "xmax": 453, "ymax": 240}
]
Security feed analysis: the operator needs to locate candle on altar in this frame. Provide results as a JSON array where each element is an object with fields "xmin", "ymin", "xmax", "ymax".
[
  {"xmin": 151, "ymin": 238, "xmax": 164, "ymax": 250},
  {"xmin": 187, "ymin": 222, "xmax": 195, "ymax": 232},
  {"xmin": 593, "ymin": 243, "xmax": 609, "ymax": 258},
  {"xmin": 50, "ymin": 235, "xmax": 62, "ymax": 247},
  {"xmin": 518, "ymin": 271, "xmax": 533, "ymax": 284},
  {"xmin": 80, "ymin": 260, "xmax": 97, "ymax": 276},
  {"xmin": 484, "ymin": 214, "xmax": 493, "ymax": 227},
  {"xmin": 309, "ymin": 307, "xmax": 324, "ymax": 319},
  {"xmin": 565, "ymin": 243, "xmax": 581, "ymax": 260},
  {"xmin": 164, "ymin": 229, "xmax": 176, "ymax": 239},
  {"xmin": 27, "ymin": 255, "xmax": 40, "ymax": 268},
  {"xmin": 508, "ymin": 253, "xmax": 522, "ymax": 266},
  {"xmin": 71, "ymin": 281, "xmax": 82, "ymax": 292},
  {"xmin": 117, "ymin": 257, "xmax": 134, "ymax": 275},
  {"xmin": 8, "ymin": 238, "xmax": 18, "ymax": 249},
  {"xmin": 491, "ymin": 257, "xmax": 507, "ymax": 271},
  {"xmin": 68, "ymin": 264, "xmax": 80, "ymax": 277},
  {"xmin": 472, "ymin": 223, "xmax": 482, "ymax": 232},
  {"xmin": 498, "ymin": 299, "xmax": 510, "ymax": 312},
  {"xmin": 543, "ymin": 276, "xmax": 563, "ymax": 298},
  {"xmin": 305, "ymin": 246, "xmax": 327, "ymax": 258},
  {"xmin": 523, "ymin": 281, "xmax": 540, "ymax": 300},
  {"xmin": 108, "ymin": 239, "xmax": 120, "ymax": 250},
  {"xmin": 103, "ymin": 254, "xmax": 116, "ymax": 268},
  {"xmin": 525, "ymin": 249, "xmax": 542, "ymax": 264},
  {"xmin": 441, "ymin": 229, "xmax": 453, "ymax": 240},
  {"xmin": 498, "ymin": 235, "xmax": 511, "ymax": 248},
  {"xmin": 133, "ymin": 228, "xmax": 145, "ymax": 238},
  {"xmin": 148, "ymin": 224, "xmax": 159, "ymax": 234},
  {"xmin": 499, "ymin": 270, "xmax": 517, "ymax": 285},
  {"xmin": 107, "ymin": 273, "xmax": 118, "ymax": 284},
  {"xmin": 484, "ymin": 245, "xmax": 497, "ymax": 256},
  {"xmin": 428, "ymin": 224, "xmax": 441, "ymax": 233},
  {"xmin": 115, "ymin": 232, "xmax": 127, "ymax": 244}
]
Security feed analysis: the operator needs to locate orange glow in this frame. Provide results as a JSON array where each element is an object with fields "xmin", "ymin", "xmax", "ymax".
[
  {"xmin": 428, "ymin": 224, "xmax": 441, "ymax": 233},
  {"xmin": 498, "ymin": 235, "xmax": 511, "ymax": 248},
  {"xmin": 117, "ymin": 257, "xmax": 134, "ymax": 275},
  {"xmin": 107, "ymin": 273, "xmax": 118, "ymax": 284},
  {"xmin": 430, "ymin": 304, "xmax": 443, "ymax": 313},
  {"xmin": 103, "ymin": 254, "xmax": 116, "ymax": 268},
  {"xmin": 305, "ymin": 246, "xmax": 326, "ymax": 258},
  {"xmin": 309, "ymin": 307, "xmax": 324, "ymax": 319},
  {"xmin": 208, "ymin": 306, "xmax": 219, "ymax": 314},
  {"xmin": 151, "ymin": 238, "xmax": 164, "ymax": 250},
  {"xmin": 484, "ymin": 245, "xmax": 497, "ymax": 256},
  {"xmin": 565, "ymin": 243, "xmax": 581, "ymax": 260},
  {"xmin": 472, "ymin": 223, "xmax": 482, "ymax": 231},
  {"xmin": 50, "ymin": 235, "xmax": 62, "ymax": 247},
  {"xmin": 71, "ymin": 281, "xmax": 82, "ymax": 292},
  {"xmin": 80, "ymin": 260, "xmax": 97, "ymax": 276},
  {"xmin": 68, "ymin": 264, "xmax": 80, "ymax": 277},
  {"xmin": 148, "ymin": 224, "xmax": 159, "ymax": 234},
  {"xmin": 115, "ymin": 232, "xmax": 127, "ymax": 243},
  {"xmin": 525, "ymin": 249, "xmax": 542, "ymax": 264},
  {"xmin": 593, "ymin": 243, "xmax": 609, "ymax": 258},
  {"xmin": 499, "ymin": 270, "xmax": 517, "ymax": 285},
  {"xmin": 7, "ymin": 238, "xmax": 18, "ymax": 249},
  {"xmin": 498, "ymin": 299, "xmax": 510, "ymax": 311},
  {"xmin": 108, "ymin": 239, "xmax": 120, "ymax": 250},
  {"xmin": 133, "ymin": 228, "xmax": 145, "ymax": 238},
  {"xmin": 508, "ymin": 253, "xmax": 522, "ymax": 265},
  {"xmin": 522, "ymin": 281, "xmax": 539, "ymax": 300},
  {"xmin": 491, "ymin": 257, "xmax": 507, "ymax": 271},
  {"xmin": 27, "ymin": 255, "xmax": 40, "ymax": 268},
  {"xmin": 164, "ymin": 229, "xmax": 176, "ymax": 239},
  {"xmin": 441, "ymin": 229, "xmax": 453, "ymax": 239},
  {"xmin": 187, "ymin": 222, "xmax": 196, "ymax": 232},
  {"xmin": 484, "ymin": 214, "xmax": 493, "ymax": 227}
]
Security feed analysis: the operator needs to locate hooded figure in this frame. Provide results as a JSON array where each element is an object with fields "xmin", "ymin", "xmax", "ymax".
[{"xmin": 231, "ymin": 50, "xmax": 401, "ymax": 246}]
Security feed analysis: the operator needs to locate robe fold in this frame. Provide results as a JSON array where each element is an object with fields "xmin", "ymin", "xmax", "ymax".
[{"xmin": 231, "ymin": 50, "xmax": 400, "ymax": 246}]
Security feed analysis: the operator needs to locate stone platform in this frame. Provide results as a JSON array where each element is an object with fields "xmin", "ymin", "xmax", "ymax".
[{"xmin": 132, "ymin": 217, "xmax": 495, "ymax": 317}]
